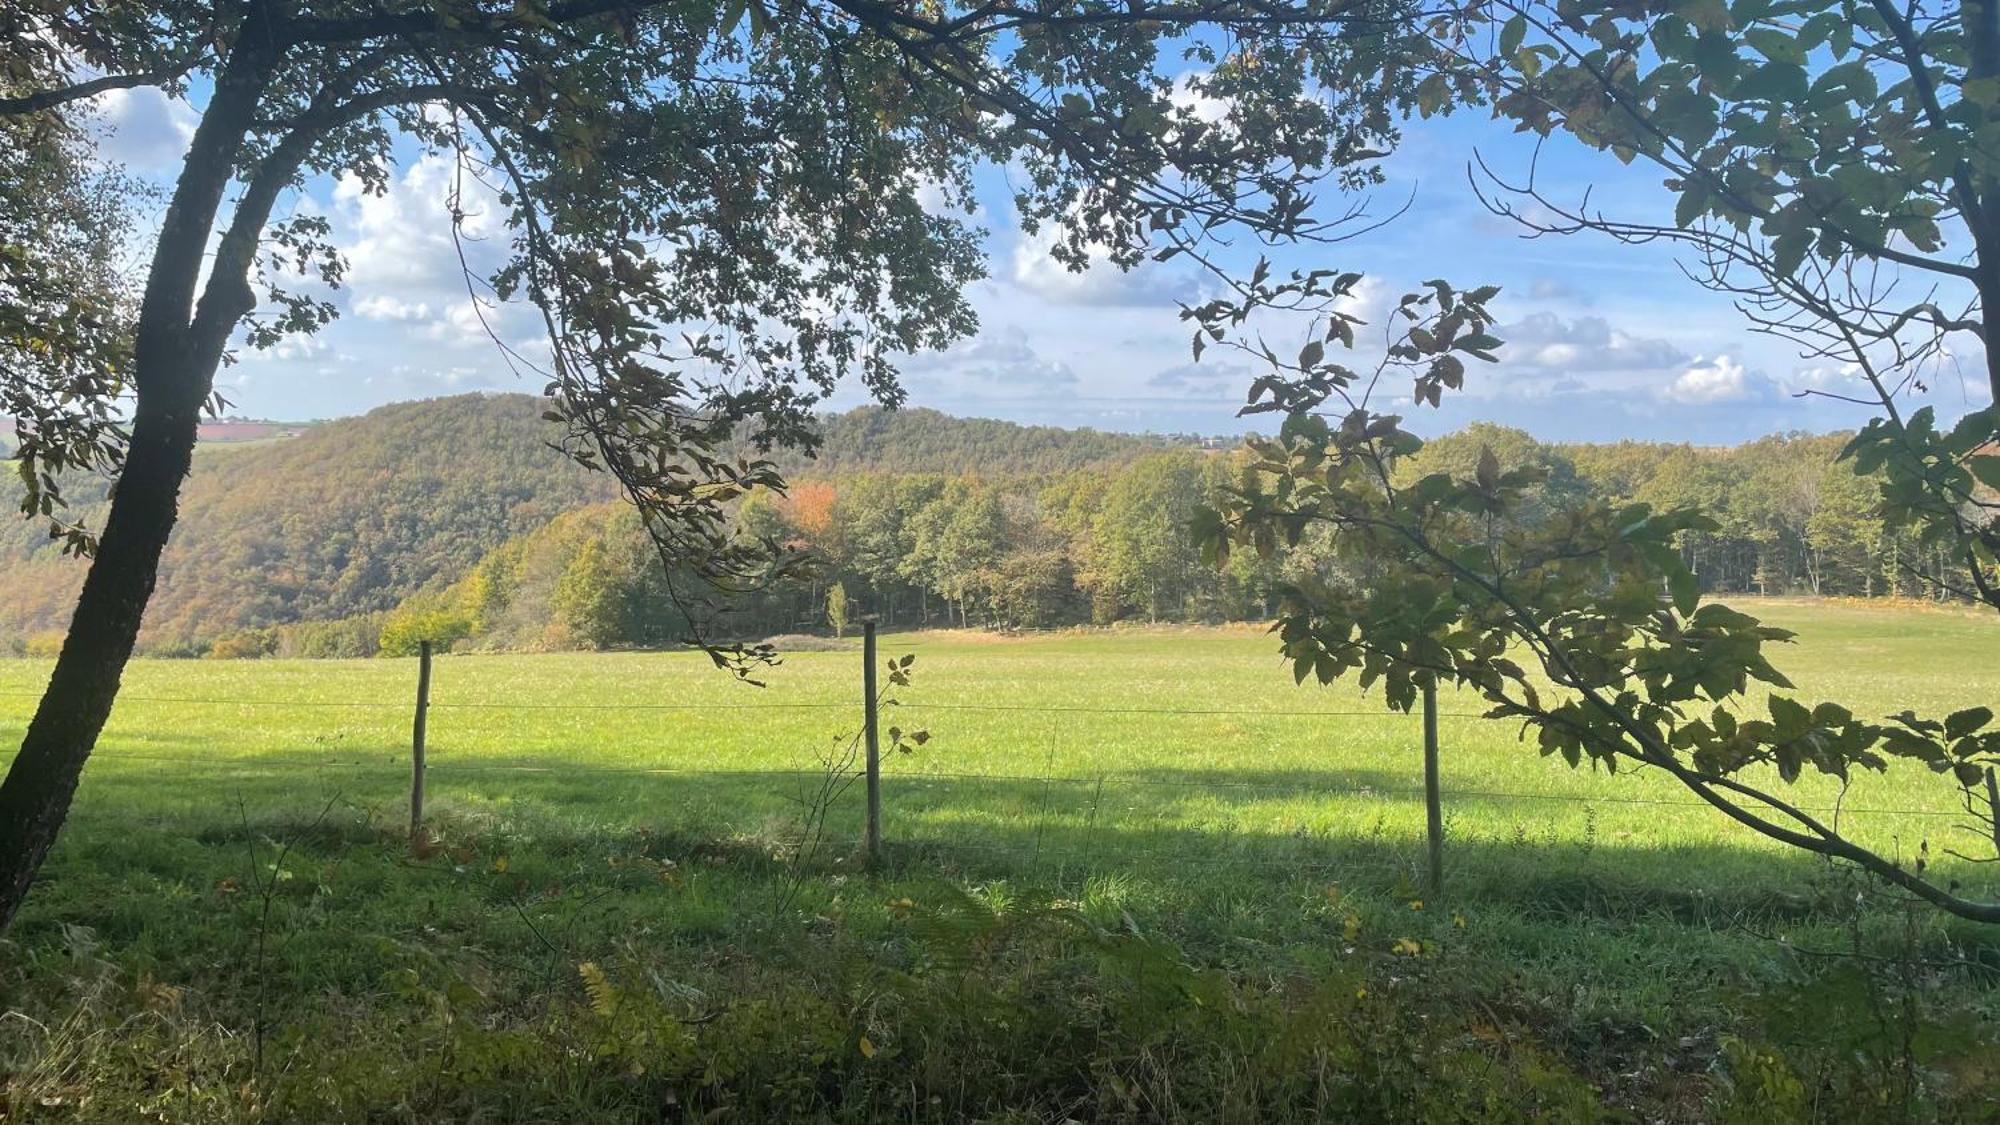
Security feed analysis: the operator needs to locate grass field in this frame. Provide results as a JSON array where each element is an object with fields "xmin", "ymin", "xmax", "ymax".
[{"xmin": 2, "ymin": 598, "xmax": 1998, "ymax": 1120}]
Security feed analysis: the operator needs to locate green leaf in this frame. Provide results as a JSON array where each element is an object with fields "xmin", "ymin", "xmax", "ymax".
[
  {"xmin": 1499, "ymin": 14, "xmax": 1527, "ymax": 57},
  {"xmin": 1674, "ymin": 0, "xmax": 1732, "ymax": 33},
  {"xmin": 1734, "ymin": 61, "xmax": 1808, "ymax": 103},
  {"xmin": 1669, "ymin": 564, "xmax": 1700, "ymax": 616},
  {"xmin": 1675, "ymin": 180, "xmax": 1709, "ymax": 228},
  {"xmin": 1768, "ymin": 695, "xmax": 1811, "ymax": 736},
  {"xmin": 1476, "ymin": 446, "xmax": 1500, "ymax": 490},
  {"xmin": 1744, "ymin": 28, "xmax": 1805, "ymax": 65}
]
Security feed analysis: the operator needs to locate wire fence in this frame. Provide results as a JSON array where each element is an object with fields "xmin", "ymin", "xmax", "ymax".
[{"xmin": 1, "ymin": 638, "xmax": 1987, "ymax": 897}]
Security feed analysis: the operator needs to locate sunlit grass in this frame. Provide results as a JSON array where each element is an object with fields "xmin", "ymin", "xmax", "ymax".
[
  {"xmin": 1, "ymin": 597, "xmax": 1989, "ymax": 875},
  {"xmin": 1, "ymin": 595, "xmax": 1997, "ymax": 1031}
]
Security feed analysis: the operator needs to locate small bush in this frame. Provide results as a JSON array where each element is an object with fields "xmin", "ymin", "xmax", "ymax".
[{"xmin": 205, "ymin": 631, "xmax": 273, "ymax": 660}]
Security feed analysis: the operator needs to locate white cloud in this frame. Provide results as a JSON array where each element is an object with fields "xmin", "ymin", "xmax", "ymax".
[
  {"xmin": 1169, "ymin": 72, "xmax": 1233, "ymax": 125},
  {"xmin": 1528, "ymin": 277, "xmax": 1591, "ymax": 305},
  {"xmin": 92, "ymin": 86, "xmax": 199, "ymax": 171},
  {"xmin": 1784, "ymin": 363, "xmax": 1860, "ymax": 396},
  {"xmin": 1500, "ymin": 312, "xmax": 1686, "ymax": 372},
  {"xmin": 903, "ymin": 324, "xmax": 1077, "ymax": 390},
  {"xmin": 353, "ymin": 294, "xmax": 435, "ymax": 321},
  {"xmin": 1662, "ymin": 355, "xmax": 1773, "ymax": 405},
  {"xmin": 1007, "ymin": 219, "xmax": 1204, "ymax": 308}
]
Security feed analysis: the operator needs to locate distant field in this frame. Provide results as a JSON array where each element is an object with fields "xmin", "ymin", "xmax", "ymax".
[{"xmin": 2, "ymin": 597, "xmax": 1997, "ymax": 1116}]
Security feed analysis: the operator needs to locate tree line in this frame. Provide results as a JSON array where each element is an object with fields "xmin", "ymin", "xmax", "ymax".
[{"xmin": 268, "ymin": 422, "xmax": 1968, "ymax": 658}]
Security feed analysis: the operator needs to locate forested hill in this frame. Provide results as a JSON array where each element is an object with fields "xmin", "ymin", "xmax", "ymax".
[
  {"xmin": 0, "ymin": 395, "xmax": 616, "ymax": 652},
  {"xmin": 2, "ymin": 394, "xmax": 1949, "ymax": 659},
  {"xmin": 0, "ymin": 395, "xmax": 1184, "ymax": 652},
  {"xmin": 762, "ymin": 407, "xmax": 1172, "ymax": 475}
]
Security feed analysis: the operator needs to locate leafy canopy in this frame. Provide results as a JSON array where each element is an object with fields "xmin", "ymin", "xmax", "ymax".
[{"xmin": 2, "ymin": 0, "xmax": 1461, "ymax": 664}]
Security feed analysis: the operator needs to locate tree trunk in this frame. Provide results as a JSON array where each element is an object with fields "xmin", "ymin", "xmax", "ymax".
[
  {"xmin": 0, "ymin": 381, "xmax": 208, "ymax": 929},
  {"xmin": 0, "ymin": 21, "xmax": 277, "ymax": 931}
]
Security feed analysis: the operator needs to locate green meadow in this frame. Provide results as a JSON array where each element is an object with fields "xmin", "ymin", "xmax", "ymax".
[{"xmin": 3, "ymin": 597, "xmax": 1998, "ymax": 1120}]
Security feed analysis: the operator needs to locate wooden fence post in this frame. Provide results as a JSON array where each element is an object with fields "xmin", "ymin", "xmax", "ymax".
[
  {"xmin": 1986, "ymin": 768, "xmax": 2000, "ymax": 860},
  {"xmin": 862, "ymin": 617, "xmax": 882, "ymax": 869},
  {"xmin": 410, "ymin": 639, "xmax": 432, "ymax": 847},
  {"xmin": 1422, "ymin": 678, "xmax": 1443, "ymax": 898}
]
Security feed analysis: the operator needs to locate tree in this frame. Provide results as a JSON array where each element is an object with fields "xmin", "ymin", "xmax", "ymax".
[
  {"xmin": 0, "ymin": 97, "xmax": 137, "ymax": 556},
  {"xmin": 903, "ymin": 478, "xmax": 1004, "ymax": 626},
  {"xmin": 826, "ymin": 580, "xmax": 851, "ymax": 638},
  {"xmin": 837, "ymin": 473, "xmax": 941, "ymax": 625},
  {"xmin": 1090, "ymin": 451, "xmax": 1211, "ymax": 621},
  {"xmin": 551, "ymin": 535, "xmax": 628, "ymax": 648},
  {"xmin": 1462, "ymin": 0, "xmax": 1998, "ymax": 607},
  {"xmin": 1185, "ymin": 0, "xmax": 2000, "ymax": 922},
  {"xmin": 1194, "ymin": 266, "xmax": 2000, "ymax": 923},
  {"xmin": 0, "ymin": 0, "xmax": 1447, "ymax": 929}
]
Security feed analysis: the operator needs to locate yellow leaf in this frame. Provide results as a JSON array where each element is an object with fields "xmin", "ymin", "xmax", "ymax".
[
  {"xmin": 1408, "ymin": 899, "xmax": 1424, "ymax": 911},
  {"xmin": 1342, "ymin": 914, "xmax": 1361, "ymax": 941},
  {"xmin": 491, "ymin": 856, "xmax": 509, "ymax": 873},
  {"xmin": 1452, "ymin": 913, "xmax": 1467, "ymax": 929},
  {"xmin": 858, "ymin": 1036, "xmax": 877, "ymax": 1059},
  {"xmin": 577, "ymin": 962, "xmax": 619, "ymax": 1018},
  {"xmin": 1392, "ymin": 937, "xmax": 1422, "ymax": 956}
]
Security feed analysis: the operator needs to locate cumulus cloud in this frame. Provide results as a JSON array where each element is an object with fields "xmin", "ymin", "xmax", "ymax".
[
  {"xmin": 317, "ymin": 155, "xmax": 532, "ymax": 351},
  {"xmin": 1007, "ymin": 220, "xmax": 1205, "ymax": 308},
  {"xmin": 238, "ymin": 335, "xmax": 332, "ymax": 364},
  {"xmin": 1662, "ymin": 355, "xmax": 1776, "ymax": 405},
  {"xmin": 1783, "ymin": 363, "xmax": 1861, "ymax": 397},
  {"xmin": 1499, "ymin": 312, "xmax": 1686, "ymax": 371}
]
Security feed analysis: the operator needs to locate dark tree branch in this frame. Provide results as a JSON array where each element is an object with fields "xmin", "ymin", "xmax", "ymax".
[{"xmin": 0, "ymin": 55, "xmax": 208, "ymax": 117}]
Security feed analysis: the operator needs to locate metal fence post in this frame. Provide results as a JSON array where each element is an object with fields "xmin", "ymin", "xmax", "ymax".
[
  {"xmin": 1422, "ymin": 678, "xmax": 1443, "ymax": 898},
  {"xmin": 863, "ymin": 618, "xmax": 881, "ymax": 869},
  {"xmin": 410, "ymin": 639, "xmax": 432, "ymax": 846}
]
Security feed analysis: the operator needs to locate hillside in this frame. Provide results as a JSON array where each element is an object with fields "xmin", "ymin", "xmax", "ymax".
[
  {"xmin": 0, "ymin": 396, "xmax": 1182, "ymax": 653},
  {"xmin": 763, "ymin": 407, "xmax": 1169, "ymax": 475},
  {"xmin": 0, "ymin": 395, "xmax": 618, "ymax": 652}
]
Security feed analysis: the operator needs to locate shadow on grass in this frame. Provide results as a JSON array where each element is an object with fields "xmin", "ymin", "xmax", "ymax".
[{"xmin": 48, "ymin": 757, "xmax": 2000, "ymax": 945}]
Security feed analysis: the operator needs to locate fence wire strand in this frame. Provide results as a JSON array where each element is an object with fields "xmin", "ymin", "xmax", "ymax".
[
  {"xmin": 65, "ymin": 749, "xmax": 1968, "ymax": 819},
  {"xmin": 2, "ymin": 675, "xmax": 1979, "ymax": 828}
]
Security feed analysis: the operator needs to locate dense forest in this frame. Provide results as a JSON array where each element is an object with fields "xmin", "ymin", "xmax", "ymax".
[{"xmin": 0, "ymin": 394, "xmax": 1973, "ymax": 658}]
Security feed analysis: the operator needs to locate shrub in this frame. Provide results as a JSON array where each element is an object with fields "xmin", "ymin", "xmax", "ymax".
[
  {"xmin": 378, "ymin": 605, "xmax": 474, "ymax": 657},
  {"xmin": 205, "ymin": 631, "xmax": 273, "ymax": 660}
]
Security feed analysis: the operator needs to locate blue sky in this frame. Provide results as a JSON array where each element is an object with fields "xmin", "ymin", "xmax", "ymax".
[{"xmin": 92, "ymin": 80, "xmax": 1993, "ymax": 445}]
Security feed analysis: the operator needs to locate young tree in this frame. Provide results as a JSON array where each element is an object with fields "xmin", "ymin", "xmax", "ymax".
[
  {"xmin": 826, "ymin": 580, "xmax": 850, "ymax": 638},
  {"xmin": 1189, "ymin": 0, "xmax": 2000, "ymax": 922},
  {"xmin": 1194, "ymin": 271, "xmax": 2000, "ymax": 924},
  {"xmin": 0, "ymin": 0, "xmax": 1450, "ymax": 930}
]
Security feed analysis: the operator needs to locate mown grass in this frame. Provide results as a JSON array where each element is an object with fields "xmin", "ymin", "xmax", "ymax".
[{"xmin": 1, "ymin": 598, "xmax": 1998, "ymax": 1121}]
